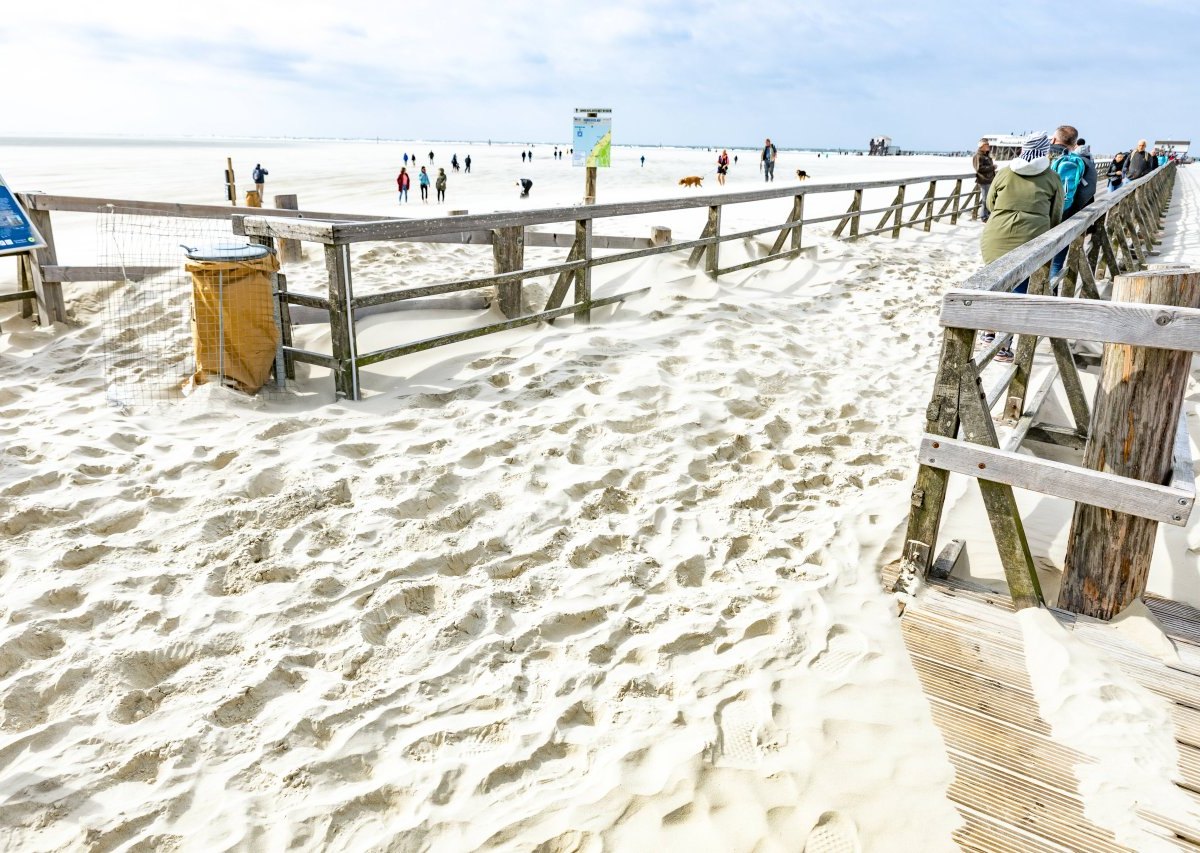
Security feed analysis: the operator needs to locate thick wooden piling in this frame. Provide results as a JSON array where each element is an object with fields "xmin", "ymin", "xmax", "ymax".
[
  {"xmin": 492, "ymin": 225, "xmax": 524, "ymax": 318},
  {"xmin": 273, "ymin": 194, "xmax": 303, "ymax": 264},
  {"xmin": 1058, "ymin": 267, "xmax": 1200, "ymax": 619}
]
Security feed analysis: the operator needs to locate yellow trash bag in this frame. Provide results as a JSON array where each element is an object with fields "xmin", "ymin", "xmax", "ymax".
[
  {"xmin": 185, "ymin": 252, "xmax": 280, "ymax": 393},
  {"xmin": 245, "ymin": 190, "xmax": 263, "ymax": 208}
]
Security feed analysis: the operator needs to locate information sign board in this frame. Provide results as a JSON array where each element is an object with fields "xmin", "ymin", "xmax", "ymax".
[
  {"xmin": 573, "ymin": 108, "xmax": 612, "ymax": 168},
  {"xmin": 0, "ymin": 173, "xmax": 46, "ymax": 257}
]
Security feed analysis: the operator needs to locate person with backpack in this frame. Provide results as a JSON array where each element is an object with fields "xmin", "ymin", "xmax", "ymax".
[
  {"xmin": 435, "ymin": 168, "xmax": 447, "ymax": 203},
  {"xmin": 418, "ymin": 166, "xmax": 431, "ymax": 202},
  {"xmin": 252, "ymin": 163, "xmax": 268, "ymax": 197},
  {"xmin": 1047, "ymin": 125, "xmax": 1087, "ymax": 282},
  {"xmin": 396, "ymin": 167, "xmax": 411, "ymax": 203},
  {"xmin": 972, "ymin": 139, "xmax": 997, "ymax": 222}
]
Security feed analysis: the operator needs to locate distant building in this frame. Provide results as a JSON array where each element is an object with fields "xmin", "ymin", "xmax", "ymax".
[
  {"xmin": 980, "ymin": 134, "xmax": 1026, "ymax": 162},
  {"xmin": 1153, "ymin": 139, "xmax": 1191, "ymax": 161}
]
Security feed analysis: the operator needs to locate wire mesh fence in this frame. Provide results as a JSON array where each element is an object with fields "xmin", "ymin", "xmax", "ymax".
[{"xmin": 98, "ymin": 207, "xmax": 284, "ymax": 406}]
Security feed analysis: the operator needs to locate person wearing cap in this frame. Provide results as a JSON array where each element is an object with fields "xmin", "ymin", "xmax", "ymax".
[
  {"xmin": 973, "ymin": 139, "xmax": 997, "ymax": 223},
  {"xmin": 980, "ymin": 131, "xmax": 1064, "ymax": 362}
]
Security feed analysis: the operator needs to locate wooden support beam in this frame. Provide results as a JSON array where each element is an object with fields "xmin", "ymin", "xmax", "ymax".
[
  {"xmin": 687, "ymin": 216, "xmax": 718, "ymax": 268},
  {"xmin": 790, "ymin": 194, "xmax": 804, "ymax": 250},
  {"xmin": 24, "ymin": 207, "xmax": 66, "ymax": 324},
  {"xmin": 1004, "ymin": 265, "xmax": 1049, "ymax": 421},
  {"xmin": 275, "ymin": 273, "xmax": 295, "ymax": 380},
  {"xmin": 919, "ymin": 435, "xmax": 1193, "ymax": 527},
  {"xmin": 1059, "ymin": 267, "xmax": 1200, "ymax": 619},
  {"xmin": 1025, "ymin": 425, "xmax": 1088, "ymax": 451},
  {"xmin": 832, "ymin": 194, "xmax": 859, "ymax": 238},
  {"xmin": 874, "ymin": 187, "xmax": 903, "ymax": 233},
  {"xmin": 940, "ymin": 290, "xmax": 1200, "ymax": 354},
  {"xmin": 39, "ymin": 265, "xmax": 174, "ymax": 282},
  {"xmin": 924, "ymin": 180, "xmax": 937, "ymax": 232},
  {"xmin": 769, "ymin": 196, "xmax": 802, "ymax": 255},
  {"xmin": 704, "ymin": 205, "xmax": 721, "ymax": 276},
  {"xmin": 1048, "ymin": 337, "xmax": 1090, "ymax": 436},
  {"xmin": 949, "ymin": 179, "xmax": 963, "ymax": 225},
  {"xmin": 892, "ymin": 185, "xmax": 907, "ymax": 239},
  {"xmin": 273, "ymin": 194, "xmax": 303, "ymax": 264},
  {"xmin": 950, "ymin": 364, "xmax": 1042, "ymax": 607},
  {"xmin": 323, "ymin": 244, "xmax": 359, "ymax": 400},
  {"xmin": 574, "ymin": 218, "xmax": 593, "ymax": 323},
  {"xmin": 893, "ymin": 326, "xmax": 974, "ymax": 595},
  {"xmin": 491, "ymin": 225, "xmax": 524, "ymax": 318}
]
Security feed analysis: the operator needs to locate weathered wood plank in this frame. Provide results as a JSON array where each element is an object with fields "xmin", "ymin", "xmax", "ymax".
[
  {"xmin": 1005, "ymin": 265, "xmax": 1050, "ymax": 421},
  {"xmin": 1060, "ymin": 268, "xmax": 1200, "ymax": 618},
  {"xmin": 918, "ymin": 435, "xmax": 1194, "ymax": 526},
  {"xmin": 39, "ymin": 265, "xmax": 173, "ymax": 282},
  {"xmin": 323, "ymin": 244, "xmax": 358, "ymax": 400},
  {"xmin": 1173, "ymin": 413, "xmax": 1196, "ymax": 495},
  {"xmin": 492, "ymin": 225, "xmax": 524, "ymax": 319},
  {"xmin": 940, "ymin": 291, "xmax": 1200, "ymax": 354}
]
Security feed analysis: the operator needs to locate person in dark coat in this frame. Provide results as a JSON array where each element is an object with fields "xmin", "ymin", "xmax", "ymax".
[
  {"xmin": 1126, "ymin": 140, "xmax": 1153, "ymax": 180},
  {"xmin": 1107, "ymin": 152, "xmax": 1128, "ymax": 190},
  {"xmin": 464, "ymin": 154, "xmax": 472, "ymax": 173},
  {"xmin": 972, "ymin": 139, "xmax": 997, "ymax": 222},
  {"xmin": 517, "ymin": 178, "xmax": 533, "ymax": 198},
  {"xmin": 252, "ymin": 163, "xmax": 268, "ymax": 196}
]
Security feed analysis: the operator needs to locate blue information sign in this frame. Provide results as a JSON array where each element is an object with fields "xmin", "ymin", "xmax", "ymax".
[{"xmin": 0, "ymin": 172, "xmax": 46, "ymax": 257}]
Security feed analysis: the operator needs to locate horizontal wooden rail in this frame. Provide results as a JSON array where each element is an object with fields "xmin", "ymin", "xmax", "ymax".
[
  {"xmin": 0, "ymin": 289, "xmax": 36, "ymax": 304},
  {"xmin": 919, "ymin": 435, "xmax": 1194, "ymax": 526},
  {"xmin": 354, "ymin": 287, "xmax": 650, "ymax": 366},
  {"xmin": 40, "ymin": 265, "xmax": 173, "ymax": 282},
  {"xmin": 236, "ymin": 172, "xmax": 977, "ymax": 245},
  {"xmin": 283, "ymin": 292, "xmax": 332, "ymax": 311},
  {"xmin": 941, "ymin": 291, "xmax": 1200, "ymax": 353},
  {"xmin": 282, "ymin": 347, "xmax": 340, "ymax": 370}
]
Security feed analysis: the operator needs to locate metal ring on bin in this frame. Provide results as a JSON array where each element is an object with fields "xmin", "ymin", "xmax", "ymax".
[{"xmin": 180, "ymin": 241, "xmax": 272, "ymax": 262}]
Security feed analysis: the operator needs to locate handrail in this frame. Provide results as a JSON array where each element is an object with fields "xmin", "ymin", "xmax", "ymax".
[{"xmin": 237, "ymin": 171, "xmax": 979, "ymax": 245}]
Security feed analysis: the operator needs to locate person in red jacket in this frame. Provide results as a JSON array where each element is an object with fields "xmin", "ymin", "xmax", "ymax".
[{"xmin": 397, "ymin": 167, "xmax": 411, "ymax": 203}]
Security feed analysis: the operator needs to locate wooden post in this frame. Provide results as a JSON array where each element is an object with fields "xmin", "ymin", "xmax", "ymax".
[
  {"xmin": 273, "ymin": 194, "xmax": 303, "ymax": 264},
  {"xmin": 849, "ymin": 188, "xmax": 863, "ymax": 239},
  {"xmin": 275, "ymin": 273, "xmax": 295, "ymax": 380},
  {"xmin": 923, "ymin": 180, "xmax": 936, "ymax": 231},
  {"xmin": 1058, "ymin": 267, "xmax": 1200, "ymax": 619},
  {"xmin": 949, "ymin": 178, "xmax": 963, "ymax": 225},
  {"xmin": 492, "ymin": 225, "xmax": 524, "ymax": 318},
  {"xmin": 770, "ymin": 195, "xmax": 803, "ymax": 255},
  {"xmin": 790, "ymin": 194, "xmax": 804, "ymax": 250},
  {"xmin": 704, "ymin": 204, "xmax": 721, "ymax": 276},
  {"xmin": 1003, "ymin": 264, "xmax": 1049, "ymax": 421},
  {"xmin": 650, "ymin": 226, "xmax": 672, "ymax": 246},
  {"xmin": 15, "ymin": 250, "xmax": 33, "ymax": 318},
  {"xmin": 225, "ymin": 157, "xmax": 237, "ymax": 207},
  {"xmin": 894, "ymin": 326, "xmax": 974, "ymax": 588},
  {"xmin": 23, "ymin": 207, "xmax": 67, "ymax": 325},
  {"xmin": 324, "ymin": 244, "xmax": 359, "ymax": 401},
  {"xmin": 892, "ymin": 185, "xmax": 906, "ymax": 239},
  {"xmin": 584, "ymin": 166, "xmax": 597, "ymax": 205},
  {"xmin": 574, "ymin": 218, "xmax": 592, "ymax": 323}
]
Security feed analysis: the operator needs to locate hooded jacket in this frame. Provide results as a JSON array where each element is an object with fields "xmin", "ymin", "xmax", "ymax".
[
  {"xmin": 1049, "ymin": 145, "xmax": 1086, "ymax": 214},
  {"xmin": 981, "ymin": 157, "xmax": 1065, "ymax": 264}
]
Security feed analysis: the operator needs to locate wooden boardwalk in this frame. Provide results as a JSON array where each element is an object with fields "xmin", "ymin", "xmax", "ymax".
[{"xmin": 883, "ymin": 567, "xmax": 1200, "ymax": 851}]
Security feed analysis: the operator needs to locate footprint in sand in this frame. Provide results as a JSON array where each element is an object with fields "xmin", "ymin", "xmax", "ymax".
[
  {"xmin": 713, "ymin": 697, "xmax": 767, "ymax": 769},
  {"xmin": 804, "ymin": 811, "xmax": 862, "ymax": 853},
  {"xmin": 808, "ymin": 626, "xmax": 869, "ymax": 680}
]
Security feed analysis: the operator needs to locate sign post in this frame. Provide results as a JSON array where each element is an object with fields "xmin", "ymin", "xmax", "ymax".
[
  {"xmin": 573, "ymin": 108, "xmax": 611, "ymax": 204},
  {"xmin": 225, "ymin": 157, "xmax": 237, "ymax": 206}
]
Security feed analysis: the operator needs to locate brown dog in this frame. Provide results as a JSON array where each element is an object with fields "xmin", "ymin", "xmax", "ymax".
[
  {"xmin": 796, "ymin": 170, "xmax": 810, "ymax": 180},
  {"xmin": 678, "ymin": 176, "xmax": 703, "ymax": 188}
]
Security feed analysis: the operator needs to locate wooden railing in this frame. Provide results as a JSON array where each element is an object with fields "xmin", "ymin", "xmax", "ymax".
[
  {"xmin": 228, "ymin": 171, "xmax": 994, "ymax": 399},
  {"xmin": 893, "ymin": 162, "xmax": 1195, "ymax": 620}
]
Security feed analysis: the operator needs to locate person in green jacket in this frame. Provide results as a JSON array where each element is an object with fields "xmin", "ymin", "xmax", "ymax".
[
  {"xmin": 435, "ymin": 168, "xmax": 447, "ymax": 203},
  {"xmin": 980, "ymin": 131, "xmax": 1064, "ymax": 362}
]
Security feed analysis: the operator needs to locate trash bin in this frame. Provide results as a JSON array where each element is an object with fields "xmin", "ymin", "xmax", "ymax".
[
  {"xmin": 183, "ymin": 241, "xmax": 280, "ymax": 394},
  {"xmin": 245, "ymin": 190, "xmax": 263, "ymax": 208}
]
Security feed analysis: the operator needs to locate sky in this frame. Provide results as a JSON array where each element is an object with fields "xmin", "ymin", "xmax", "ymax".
[{"xmin": 3, "ymin": 1, "xmax": 1196, "ymax": 153}]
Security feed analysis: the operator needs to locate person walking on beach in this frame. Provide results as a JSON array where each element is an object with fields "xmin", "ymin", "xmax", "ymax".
[
  {"xmin": 396, "ymin": 167, "xmax": 411, "ymax": 203},
  {"xmin": 1107, "ymin": 151, "xmax": 1128, "ymax": 190},
  {"xmin": 451, "ymin": 154, "xmax": 460, "ymax": 173},
  {"xmin": 1126, "ymin": 140, "xmax": 1153, "ymax": 180},
  {"xmin": 980, "ymin": 131, "xmax": 1063, "ymax": 362},
  {"xmin": 517, "ymin": 178, "xmax": 533, "ymax": 198},
  {"xmin": 521, "ymin": 150, "xmax": 527, "ymax": 163},
  {"xmin": 640, "ymin": 155, "xmax": 645, "ymax": 167},
  {"xmin": 252, "ymin": 163, "xmax": 268, "ymax": 197},
  {"xmin": 464, "ymin": 154, "xmax": 472, "ymax": 173},
  {"xmin": 761, "ymin": 138, "xmax": 777, "ymax": 182},
  {"xmin": 418, "ymin": 166, "xmax": 431, "ymax": 202},
  {"xmin": 435, "ymin": 168, "xmax": 447, "ymax": 203},
  {"xmin": 428, "ymin": 150, "xmax": 435, "ymax": 165},
  {"xmin": 972, "ymin": 139, "xmax": 997, "ymax": 222},
  {"xmin": 1047, "ymin": 125, "xmax": 1087, "ymax": 282},
  {"xmin": 717, "ymin": 149, "xmax": 730, "ymax": 185}
]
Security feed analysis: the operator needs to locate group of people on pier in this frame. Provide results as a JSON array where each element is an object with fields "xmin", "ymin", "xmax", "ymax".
[{"xmin": 971, "ymin": 127, "xmax": 1165, "ymax": 363}]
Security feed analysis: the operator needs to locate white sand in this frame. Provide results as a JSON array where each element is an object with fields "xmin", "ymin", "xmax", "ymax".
[{"xmin": 1, "ymin": 139, "xmax": 975, "ymax": 850}]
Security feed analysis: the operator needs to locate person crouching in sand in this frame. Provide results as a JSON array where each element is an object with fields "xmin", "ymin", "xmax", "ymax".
[
  {"xmin": 517, "ymin": 178, "xmax": 533, "ymax": 198},
  {"xmin": 979, "ymin": 131, "xmax": 1063, "ymax": 363}
]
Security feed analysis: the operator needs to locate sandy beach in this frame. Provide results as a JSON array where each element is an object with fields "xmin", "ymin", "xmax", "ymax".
[{"xmin": 1, "ymin": 137, "xmax": 1198, "ymax": 851}]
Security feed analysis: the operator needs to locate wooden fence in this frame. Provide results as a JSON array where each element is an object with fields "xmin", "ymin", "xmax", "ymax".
[
  {"xmin": 892, "ymin": 162, "xmax": 1196, "ymax": 620},
  {"xmin": 222, "ymin": 171, "xmax": 1005, "ymax": 400}
]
